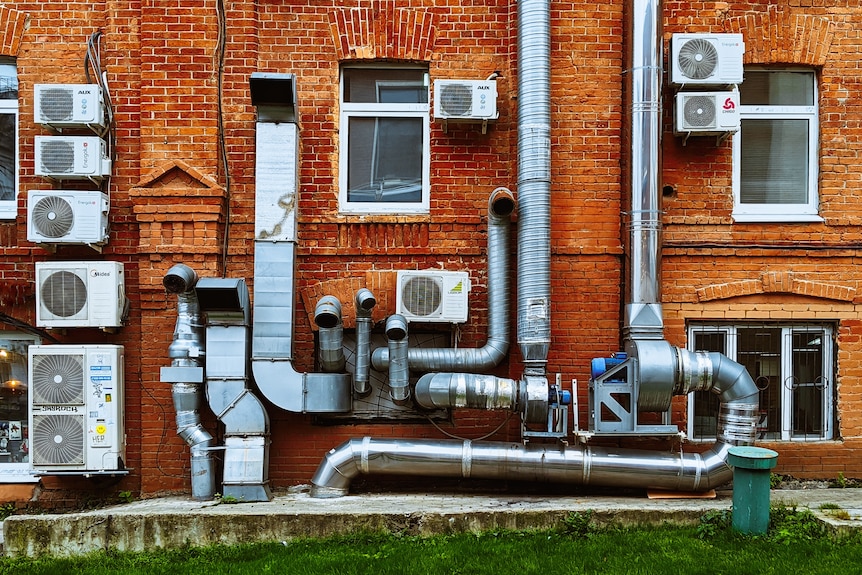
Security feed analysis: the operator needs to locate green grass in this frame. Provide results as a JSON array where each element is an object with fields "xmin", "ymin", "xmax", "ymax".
[{"xmin": 0, "ymin": 507, "xmax": 859, "ymax": 575}]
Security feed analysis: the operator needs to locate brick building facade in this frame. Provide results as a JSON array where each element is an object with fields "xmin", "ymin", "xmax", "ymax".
[{"xmin": 0, "ymin": 0, "xmax": 859, "ymax": 507}]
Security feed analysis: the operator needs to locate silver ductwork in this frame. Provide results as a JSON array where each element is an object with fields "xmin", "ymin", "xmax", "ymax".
[
  {"xmin": 315, "ymin": 295, "xmax": 346, "ymax": 373},
  {"xmin": 353, "ymin": 288, "xmax": 377, "ymax": 397},
  {"xmin": 251, "ymin": 121, "xmax": 352, "ymax": 413},
  {"xmin": 160, "ymin": 264, "xmax": 215, "ymax": 501},
  {"xmin": 371, "ymin": 187, "xmax": 514, "ymax": 373},
  {"xmin": 385, "ymin": 314, "xmax": 410, "ymax": 404},
  {"xmin": 311, "ymin": 347, "xmax": 758, "ymax": 497}
]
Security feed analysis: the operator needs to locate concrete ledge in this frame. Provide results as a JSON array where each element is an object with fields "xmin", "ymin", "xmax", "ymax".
[{"xmin": 4, "ymin": 487, "xmax": 861, "ymax": 558}]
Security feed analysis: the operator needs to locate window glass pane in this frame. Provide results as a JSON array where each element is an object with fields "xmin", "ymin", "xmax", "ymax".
[
  {"xmin": 740, "ymin": 119, "xmax": 809, "ymax": 204},
  {"xmin": 0, "ymin": 113, "xmax": 16, "ymax": 201},
  {"xmin": 0, "ymin": 338, "xmax": 31, "ymax": 465},
  {"xmin": 0, "ymin": 62, "xmax": 17, "ymax": 100},
  {"xmin": 737, "ymin": 328, "xmax": 781, "ymax": 440},
  {"xmin": 347, "ymin": 116, "xmax": 423, "ymax": 203},
  {"xmin": 790, "ymin": 331, "xmax": 826, "ymax": 438},
  {"xmin": 343, "ymin": 69, "xmax": 428, "ymax": 104},
  {"xmin": 740, "ymin": 71, "xmax": 814, "ymax": 106},
  {"xmin": 691, "ymin": 331, "xmax": 725, "ymax": 439}
]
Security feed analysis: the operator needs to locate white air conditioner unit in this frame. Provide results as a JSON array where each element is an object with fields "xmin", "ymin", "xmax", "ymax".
[
  {"xmin": 35, "ymin": 261, "xmax": 127, "ymax": 329},
  {"xmin": 34, "ymin": 136, "xmax": 112, "ymax": 181},
  {"xmin": 28, "ymin": 344, "xmax": 125, "ymax": 474},
  {"xmin": 670, "ymin": 33, "xmax": 744, "ymax": 86},
  {"xmin": 434, "ymin": 80, "xmax": 499, "ymax": 120},
  {"xmin": 396, "ymin": 270, "xmax": 470, "ymax": 323},
  {"xmin": 27, "ymin": 190, "xmax": 109, "ymax": 247},
  {"xmin": 674, "ymin": 90, "xmax": 740, "ymax": 136},
  {"xmin": 33, "ymin": 84, "xmax": 107, "ymax": 131}
]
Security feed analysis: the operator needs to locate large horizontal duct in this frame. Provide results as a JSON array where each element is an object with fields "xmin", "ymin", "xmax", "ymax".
[{"xmin": 311, "ymin": 348, "xmax": 758, "ymax": 497}]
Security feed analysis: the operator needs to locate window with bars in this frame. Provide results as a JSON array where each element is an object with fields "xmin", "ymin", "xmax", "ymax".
[
  {"xmin": 687, "ymin": 323, "xmax": 835, "ymax": 442},
  {"xmin": 0, "ymin": 58, "xmax": 18, "ymax": 220}
]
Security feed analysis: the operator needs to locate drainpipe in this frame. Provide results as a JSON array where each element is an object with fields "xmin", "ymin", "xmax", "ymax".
[
  {"xmin": 315, "ymin": 295, "xmax": 346, "ymax": 373},
  {"xmin": 371, "ymin": 187, "xmax": 514, "ymax": 373},
  {"xmin": 160, "ymin": 264, "xmax": 215, "ymax": 501},
  {"xmin": 311, "ymin": 347, "xmax": 758, "ymax": 497}
]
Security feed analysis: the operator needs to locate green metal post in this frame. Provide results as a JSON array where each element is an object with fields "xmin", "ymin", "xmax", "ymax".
[{"xmin": 727, "ymin": 446, "xmax": 779, "ymax": 535}]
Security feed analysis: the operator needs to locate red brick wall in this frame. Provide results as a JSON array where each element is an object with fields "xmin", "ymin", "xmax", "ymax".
[{"xmin": 0, "ymin": 1, "xmax": 859, "ymax": 507}]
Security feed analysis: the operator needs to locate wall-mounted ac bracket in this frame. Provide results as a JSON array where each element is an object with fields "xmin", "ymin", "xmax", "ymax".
[{"xmin": 440, "ymin": 118, "xmax": 492, "ymax": 134}]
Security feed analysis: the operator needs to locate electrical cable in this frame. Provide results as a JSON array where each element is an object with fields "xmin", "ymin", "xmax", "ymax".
[{"xmin": 215, "ymin": 0, "xmax": 231, "ymax": 277}]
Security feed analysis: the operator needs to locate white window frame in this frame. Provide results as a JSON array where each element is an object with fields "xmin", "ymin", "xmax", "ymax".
[
  {"xmin": 732, "ymin": 68, "xmax": 820, "ymax": 222},
  {"xmin": 687, "ymin": 323, "xmax": 834, "ymax": 443},
  {"xmin": 0, "ymin": 90, "xmax": 18, "ymax": 220},
  {"xmin": 338, "ymin": 66, "xmax": 430, "ymax": 215},
  {"xmin": 0, "ymin": 332, "xmax": 39, "ymax": 482}
]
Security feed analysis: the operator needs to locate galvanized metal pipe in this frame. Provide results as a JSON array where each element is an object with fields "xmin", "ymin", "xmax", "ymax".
[
  {"xmin": 353, "ymin": 288, "xmax": 377, "ymax": 397},
  {"xmin": 315, "ymin": 295, "xmax": 346, "ymax": 373},
  {"xmin": 386, "ymin": 314, "xmax": 410, "ymax": 405},
  {"xmin": 161, "ymin": 264, "xmax": 215, "ymax": 501},
  {"xmin": 371, "ymin": 187, "xmax": 514, "ymax": 372}
]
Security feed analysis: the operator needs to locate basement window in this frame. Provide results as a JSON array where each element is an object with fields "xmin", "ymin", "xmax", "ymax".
[
  {"xmin": 687, "ymin": 323, "xmax": 835, "ymax": 442},
  {"xmin": 0, "ymin": 58, "xmax": 18, "ymax": 220},
  {"xmin": 338, "ymin": 65, "xmax": 430, "ymax": 215},
  {"xmin": 732, "ymin": 68, "xmax": 820, "ymax": 222},
  {"xmin": 0, "ymin": 333, "xmax": 39, "ymax": 482}
]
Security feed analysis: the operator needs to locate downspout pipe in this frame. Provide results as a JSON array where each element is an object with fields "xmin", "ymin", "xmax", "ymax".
[
  {"xmin": 311, "ymin": 348, "xmax": 758, "ymax": 497},
  {"xmin": 371, "ymin": 187, "xmax": 515, "ymax": 373},
  {"xmin": 160, "ymin": 264, "xmax": 216, "ymax": 501},
  {"xmin": 353, "ymin": 288, "xmax": 377, "ymax": 397}
]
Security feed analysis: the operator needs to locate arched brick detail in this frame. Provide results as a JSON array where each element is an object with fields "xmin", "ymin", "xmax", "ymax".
[
  {"xmin": 0, "ymin": 6, "xmax": 27, "ymax": 57},
  {"xmin": 697, "ymin": 271, "xmax": 855, "ymax": 303},
  {"xmin": 329, "ymin": 1, "xmax": 437, "ymax": 60},
  {"xmin": 725, "ymin": 6, "xmax": 834, "ymax": 66}
]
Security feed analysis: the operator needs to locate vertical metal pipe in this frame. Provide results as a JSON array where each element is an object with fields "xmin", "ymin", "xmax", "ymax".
[
  {"xmin": 353, "ymin": 288, "xmax": 377, "ymax": 396},
  {"xmin": 315, "ymin": 295, "xmax": 346, "ymax": 373},
  {"xmin": 385, "ymin": 314, "xmax": 410, "ymax": 405}
]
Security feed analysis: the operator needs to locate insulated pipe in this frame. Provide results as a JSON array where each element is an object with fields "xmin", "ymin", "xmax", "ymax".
[
  {"xmin": 386, "ymin": 314, "xmax": 410, "ymax": 405},
  {"xmin": 353, "ymin": 288, "xmax": 377, "ymax": 397},
  {"xmin": 622, "ymin": 0, "xmax": 664, "ymax": 340},
  {"xmin": 414, "ymin": 372, "xmax": 519, "ymax": 412},
  {"xmin": 516, "ymin": 0, "xmax": 552, "ymax": 371},
  {"xmin": 315, "ymin": 295, "xmax": 346, "ymax": 373},
  {"xmin": 311, "ymin": 348, "xmax": 759, "ymax": 497},
  {"xmin": 161, "ymin": 264, "xmax": 216, "ymax": 501},
  {"xmin": 371, "ymin": 187, "xmax": 514, "ymax": 373}
]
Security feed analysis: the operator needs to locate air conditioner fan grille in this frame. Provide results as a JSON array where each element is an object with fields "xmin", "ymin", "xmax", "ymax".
[
  {"xmin": 31, "ymin": 195, "xmax": 75, "ymax": 238},
  {"xmin": 40, "ymin": 270, "xmax": 88, "ymax": 318},
  {"xmin": 32, "ymin": 353, "xmax": 84, "ymax": 404},
  {"xmin": 39, "ymin": 140, "xmax": 76, "ymax": 174},
  {"xmin": 683, "ymin": 96, "xmax": 717, "ymax": 127},
  {"xmin": 402, "ymin": 276, "xmax": 442, "ymax": 317},
  {"xmin": 439, "ymin": 84, "xmax": 473, "ymax": 117},
  {"xmin": 39, "ymin": 88, "xmax": 74, "ymax": 122},
  {"xmin": 677, "ymin": 38, "xmax": 719, "ymax": 80},
  {"xmin": 32, "ymin": 414, "xmax": 85, "ymax": 466}
]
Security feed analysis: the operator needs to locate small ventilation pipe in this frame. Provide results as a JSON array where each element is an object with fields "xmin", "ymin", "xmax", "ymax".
[
  {"xmin": 371, "ymin": 187, "xmax": 514, "ymax": 373},
  {"xmin": 311, "ymin": 346, "xmax": 758, "ymax": 497},
  {"xmin": 385, "ymin": 314, "xmax": 410, "ymax": 404},
  {"xmin": 159, "ymin": 264, "xmax": 215, "ymax": 501},
  {"xmin": 353, "ymin": 288, "xmax": 377, "ymax": 397},
  {"xmin": 315, "ymin": 295, "xmax": 346, "ymax": 373}
]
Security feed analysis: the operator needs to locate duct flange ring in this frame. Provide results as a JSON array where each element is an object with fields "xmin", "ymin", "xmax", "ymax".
[{"xmin": 520, "ymin": 375, "xmax": 549, "ymax": 424}]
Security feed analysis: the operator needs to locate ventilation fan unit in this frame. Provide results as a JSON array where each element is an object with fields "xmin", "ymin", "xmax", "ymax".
[
  {"xmin": 674, "ymin": 90, "xmax": 740, "ymax": 137},
  {"xmin": 28, "ymin": 344, "xmax": 125, "ymax": 474},
  {"xmin": 33, "ymin": 84, "xmax": 107, "ymax": 131},
  {"xmin": 35, "ymin": 261, "xmax": 127, "ymax": 329},
  {"xmin": 670, "ymin": 33, "xmax": 744, "ymax": 86},
  {"xmin": 34, "ymin": 136, "xmax": 111, "ymax": 181},
  {"xmin": 434, "ymin": 80, "xmax": 498, "ymax": 121},
  {"xmin": 27, "ymin": 190, "xmax": 109, "ymax": 247},
  {"xmin": 396, "ymin": 270, "xmax": 470, "ymax": 323}
]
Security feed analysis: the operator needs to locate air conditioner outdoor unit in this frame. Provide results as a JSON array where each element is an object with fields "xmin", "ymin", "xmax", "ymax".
[
  {"xmin": 434, "ymin": 80, "xmax": 498, "ymax": 120},
  {"xmin": 33, "ymin": 84, "xmax": 107, "ymax": 131},
  {"xmin": 396, "ymin": 270, "xmax": 470, "ymax": 323},
  {"xmin": 27, "ymin": 190, "xmax": 109, "ymax": 247},
  {"xmin": 34, "ymin": 136, "xmax": 111, "ymax": 181},
  {"xmin": 28, "ymin": 344, "xmax": 125, "ymax": 474},
  {"xmin": 674, "ymin": 90, "xmax": 740, "ymax": 136},
  {"xmin": 35, "ymin": 260, "xmax": 127, "ymax": 329},
  {"xmin": 670, "ymin": 33, "xmax": 744, "ymax": 86}
]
